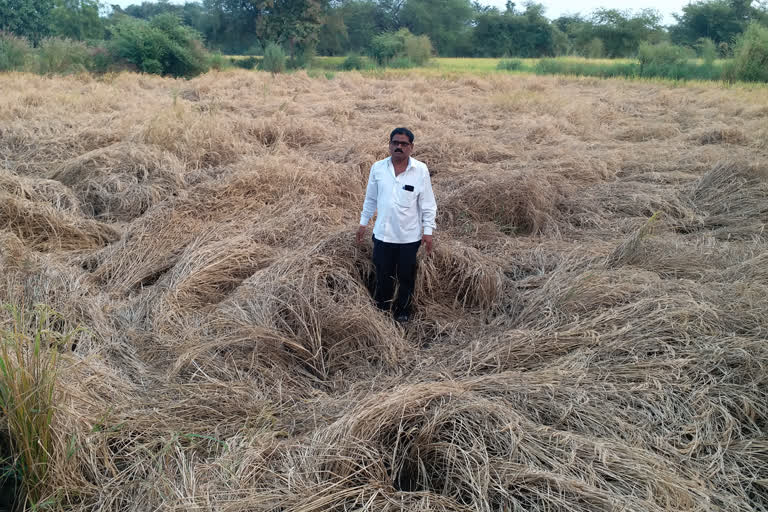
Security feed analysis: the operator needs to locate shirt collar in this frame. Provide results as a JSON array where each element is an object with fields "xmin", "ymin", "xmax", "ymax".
[{"xmin": 388, "ymin": 156, "xmax": 412, "ymax": 175}]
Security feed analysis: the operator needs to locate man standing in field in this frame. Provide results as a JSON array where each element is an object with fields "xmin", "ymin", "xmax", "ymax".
[{"xmin": 356, "ymin": 127, "xmax": 437, "ymax": 323}]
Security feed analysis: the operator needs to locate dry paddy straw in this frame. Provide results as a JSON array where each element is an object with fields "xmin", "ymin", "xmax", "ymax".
[{"xmin": 0, "ymin": 69, "xmax": 767, "ymax": 511}]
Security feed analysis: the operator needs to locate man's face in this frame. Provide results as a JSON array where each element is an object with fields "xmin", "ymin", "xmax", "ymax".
[{"xmin": 389, "ymin": 134, "xmax": 413, "ymax": 161}]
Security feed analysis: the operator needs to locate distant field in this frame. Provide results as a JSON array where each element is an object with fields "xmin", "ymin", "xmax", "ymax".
[
  {"xmin": 298, "ymin": 56, "xmax": 636, "ymax": 73},
  {"xmin": 228, "ymin": 56, "xmax": 741, "ymax": 84}
]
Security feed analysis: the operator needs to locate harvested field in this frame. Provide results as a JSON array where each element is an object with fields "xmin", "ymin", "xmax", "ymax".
[{"xmin": 1, "ymin": 70, "xmax": 767, "ymax": 511}]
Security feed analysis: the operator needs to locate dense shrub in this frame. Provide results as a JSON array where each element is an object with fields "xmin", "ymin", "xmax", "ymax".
[
  {"xmin": 208, "ymin": 52, "xmax": 229, "ymax": 71},
  {"xmin": 404, "ymin": 33, "xmax": 431, "ymax": 65},
  {"xmin": 724, "ymin": 23, "xmax": 768, "ymax": 83},
  {"xmin": 109, "ymin": 13, "xmax": 210, "ymax": 77},
  {"xmin": 637, "ymin": 42, "xmax": 694, "ymax": 79},
  {"xmin": 232, "ymin": 56, "xmax": 258, "ymax": 69},
  {"xmin": 288, "ymin": 46, "xmax": 315, "ymax": 70},
  {"xmin": 0, "ymin": 32, "xmax": 31, "ymax": 71},
  {"xmin": 35, "ymin": 37, "xmax": 92, "ymax": 74},
  {"xmin": 696, "ymin": 38, "xmax": 717, "ymax": 66},
  {"xmin": 585, "ymin": 38, "xmax": 605, "ymax": 58},
  {"xmin": 87, "ymin": 44, "xmax": 111, "ymax": 73},
  {"xmin": 260, "ymin": 43, "xmax": 286, "ymax": 73},
  {"xmin": 497, "ymin": 58, "xmax": 523, "ymax": 71},
  {"xmin": 370, "ymin": 29, "xmax": 432, "ymax": 66},
  {"xmin": 370, "ymin": 31, "xmax": 403, "ymax": 64},
  {"xmin": 535, "ymin": 54, "xmax": 723, "ymax": 81},
  {"xmin": 534, "ymin": 58, "xmax": 638, "ymax": 78},
  {"xmin": 388, "ymin": 56, "xmax": 414, "ymax": 68},
  {"xmin": 341, "ymin": 53, "xmax": 365, "ymax": 70}
]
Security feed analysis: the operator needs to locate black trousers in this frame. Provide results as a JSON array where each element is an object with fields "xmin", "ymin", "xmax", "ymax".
[{"xmin": 372, "ymin": 236, "xmax": 421, "ymax": 315}]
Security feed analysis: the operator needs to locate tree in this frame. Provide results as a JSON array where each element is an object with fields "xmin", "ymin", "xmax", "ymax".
[
  {"xmin": 375, "ymin": 0, "xmax": 406, "ymax": 32},
  {"xmin": 196, "ymin": 0, "xmax": 265, "ymax": 54},
  {"xmin": 337, "ymin": 0, "xmax": 380, "ymax": 52},
  {"xmin": 109, "ymin": 12, "xmax": 210, "ymax": 76},
  {"xmin": 724, "ymin": 21, "xmax": 768, "ymax": 81},
  {"xmin": 589, "ymin": 8, "xmax": 664, "ymax": 57},
  {"xmin": 50, "ymin": 0, "xmax": 104, "ymax": 40},
  {"xmin": 471, "ymin": 3, "xmax": 557, "ymax": 57},
  {"xmin": 0, "ymin": 0, "xmax": 55, "ymax": 44},
  {"xmin": 369, "ymin": 27, "xmax": 431, "ymax": 64},
  {"xmin": 257, "ymin": 0, "xmax": 327, "ymax": 61},
  {"xmin": 670, "ymin": 0, "xmax": 758, "ymax": 47},
  {"xmin": 317, "ymin": 5, "xmax": 347, "ymax": 55},
  {"xmin": 400, "ymin": 0, "xmax": 473, "ymax": 56}
]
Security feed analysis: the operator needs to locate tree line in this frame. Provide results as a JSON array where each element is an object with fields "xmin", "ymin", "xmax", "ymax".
[
  {"xmin": 2, "ymin": 0, "xmax": 768, "ymax": 58},
  {"xmin": 2, "ymin": 0, "xmax": 768, "ymax": 80}
]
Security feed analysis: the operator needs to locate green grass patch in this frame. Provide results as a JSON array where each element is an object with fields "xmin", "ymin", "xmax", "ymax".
[
  {"xmin": 534, "ymin": 56, "xmax": 726, "ymax": 81},
  {"xmin": 0, "ymin": 305, "xmax": 79, "ymax": 508},
  {"xmin": 223, "ymin": 55, "xmax": 765, "ymax": 85}
]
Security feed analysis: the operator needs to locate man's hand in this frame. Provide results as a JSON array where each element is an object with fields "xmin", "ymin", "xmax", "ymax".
[
  {"xmin": 422, "ymin": 234, "xmax": 433, "ymax": 255},
  {"xmin": 356, "ymin": 225, "xmax": 367, "ymax": 245}
]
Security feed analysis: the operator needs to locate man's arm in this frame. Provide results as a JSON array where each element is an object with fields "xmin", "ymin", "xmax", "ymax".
[
  {"xmin": 357, "ymin": 165, "xmax": 378, "ymax": 244},
  {"xmin": 419, "ymin": 169, "xmax": 437, "ymax": 253}
]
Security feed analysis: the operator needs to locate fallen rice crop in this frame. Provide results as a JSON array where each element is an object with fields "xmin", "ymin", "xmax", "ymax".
[{"xmin": 0, "ymin": 69, "xmax": 767, "ymax": 510}]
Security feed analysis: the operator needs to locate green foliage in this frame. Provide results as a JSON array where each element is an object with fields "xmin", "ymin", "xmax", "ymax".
[
  {"xmin": 370, "ymin": 28, "xmax": 432, "ymax": 66},
  {"xmin": 50, "ymin": 0, "xmax": 103, "ymax": 41},
  {"xmin": 208, "ymin": 51, "xmax": 229, "ymax": 71},
  {"xmin": 0, "ymin": 0, "xmax": 54, "ymax": 45},
  {"xmin": 534, "ymin": 53, "xmax": 725, "ymax": 81},
  {"xmin": 288, "ymin": 46, "xmax": 316, "ymax": 70},
  {"xmin": 0, "ymin": 305, "xmax": 77, "ymax": 507},
  {"xmin": 534, "ymin": 58, "xmax": 639, "ymax": 78},
  {"xmin": 589, "ymin": 8, "xmax": 665, "ymax": 58},
  {"xmin": 697, "ymin": 37, "xmax": 717, "ymax": 66},
  {"xmin": 637, "ymin": 42, "xmax": 694, "ymax": 79},
  {"xmin": 404, "ymin": 33, "xmax": 432, "ymax": 65},
  {"xmin": 670, "ymin": 0, "xmax": 756, "ymax": 47},
  {"xmin": 317, "ymin": 7, "xmax": 348, "ymax": 56},
  {"xmin": 0, "ymin": 31, "xmax": 32, "ymax": 71},
  {"xmin": 554, "ymin": 9, "xmax": 664, "ymax": 58},
  {"xmin": 255, "ymin": 0, "xmax": 325, "ymax": 61},
  {"xmin": 35, "ymin": 37, "xmax": 91, "ymax": 74},
  {"xmin": 551, "ymin": 24, "xmax": 569, "ymax": 56},
  {"xmin": 109, "ymin": 13, "xmax": 210, "ymax": 77},
  {"xmin": 388, "ymin": 56, "xmax": 415, "ymax": 68},
  {"xmin": 370, "ymin": 30, "xmax": 404, "ymax": 63},
  {"xmin": 341, "ymin": 53, "xmax": 365, "ymax": 70},
  {"xmin": 232, "ymin": 56, "xmax": 259, "ymax": 69},
  {"xmin": 260, "ymin": 42, "xmax": 286, "ymax": 73},
  {"xmin": 496, "ymin": 58, "xmax": 523, "ymax": 70},
  {"xmin": 472, "ymin": 3, "xmax": 558, "ymax": 57},
  {"xmin": 335, "ymin": 0, "xmax": 380, "ymax": 53},
  {"xmin": 585, "ymin": 37, "xmax": 604, "ymax": 58},
  {"xmin": 400, "ymin": 0, "xmax": 473, "ymax": 56},
  {"xmin": 725, "ymin": 22, "xmax": 768, "ymax": 83},
  {"xmin": 86, "ymin": 43, "xmax": 111, "ymax": 72}
]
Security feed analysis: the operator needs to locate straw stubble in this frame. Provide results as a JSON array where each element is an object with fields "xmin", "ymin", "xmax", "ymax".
[{"xmin": 0, "ymin": 70, "xmax": 766, "ymax": 511}]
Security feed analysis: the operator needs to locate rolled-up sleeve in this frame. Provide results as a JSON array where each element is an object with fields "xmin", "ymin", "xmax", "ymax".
[
  {"xmin": 420, "ymin": 169, "xmax": 437, "ymax": 235},
  {"xmin": 360, "ymin": 165, "xmax": 378, "ymax": 226}
]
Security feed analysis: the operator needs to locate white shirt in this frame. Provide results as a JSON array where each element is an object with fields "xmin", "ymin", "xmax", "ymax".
[{"xmin": 360, "ymin": 157, "xmax": 437, "ymax": 244}]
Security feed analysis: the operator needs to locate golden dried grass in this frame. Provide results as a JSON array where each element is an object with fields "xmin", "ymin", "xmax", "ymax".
[
  {"xmin": 0, "ymin": 69, "xmax": 766, "ymax": 511},
  {"xmin": 51, "ymin": 142, "xmax": 187, "ymax": 221}
]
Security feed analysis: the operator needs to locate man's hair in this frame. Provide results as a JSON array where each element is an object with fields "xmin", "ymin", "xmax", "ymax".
[{"xmin": 390, "ymin": 127, "xmax": 414, "ymax": 144}]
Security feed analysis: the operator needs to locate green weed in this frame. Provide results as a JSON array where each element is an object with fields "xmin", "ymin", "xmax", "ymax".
[{"xmin": 0, "ymin": 304, "xmax": 78, "ymax": 507}]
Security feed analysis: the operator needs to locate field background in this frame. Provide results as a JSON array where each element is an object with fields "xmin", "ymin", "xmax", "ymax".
[
  {"xmin": 1, "ymin": 68, "xmax": 767, "ymax": 510},
  {"xmin": 240, "ymin": 55, "xmax": 726, "ymax": 73}
]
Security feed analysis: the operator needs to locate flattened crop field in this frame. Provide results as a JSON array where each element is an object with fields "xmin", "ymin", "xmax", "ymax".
[{"xmin": 1, "ymin": 70, "xmax": 767, "ymax": 511}]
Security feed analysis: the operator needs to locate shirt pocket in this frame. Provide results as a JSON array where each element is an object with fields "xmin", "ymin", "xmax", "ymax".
[{"xmin": 395, "ymin": 185, "xmax": 417, "ymax": 208}]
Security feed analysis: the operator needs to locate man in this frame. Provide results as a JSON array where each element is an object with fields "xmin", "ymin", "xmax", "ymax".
[{"xmin": 356, "ymin": 128, "xmax": 437, "ymax": 323}]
